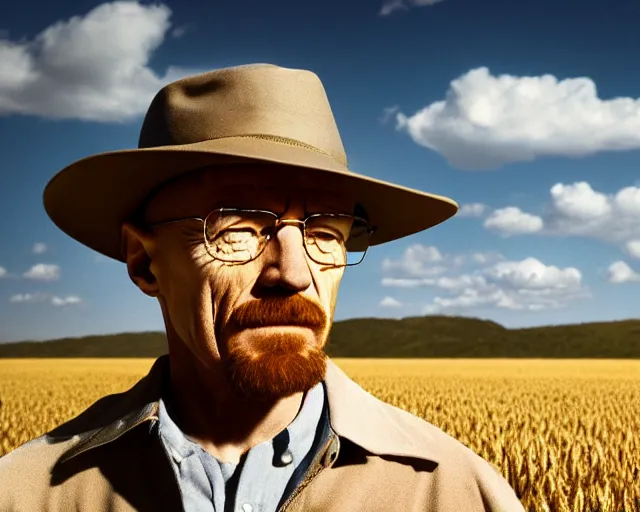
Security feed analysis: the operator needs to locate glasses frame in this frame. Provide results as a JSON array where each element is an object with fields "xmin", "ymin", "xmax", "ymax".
[{"xmin": 147, "ymin": 207, "xmax": 377, "ymax": 268}]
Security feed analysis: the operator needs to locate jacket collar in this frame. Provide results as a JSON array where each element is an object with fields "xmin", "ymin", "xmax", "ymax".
[
  {"xmin": 323, "ymin": 359, "xmax": 440, "ymax": 463},
  {"xmin": 56, "ymin": 355, "xmax": 440, "ymax": 465}
]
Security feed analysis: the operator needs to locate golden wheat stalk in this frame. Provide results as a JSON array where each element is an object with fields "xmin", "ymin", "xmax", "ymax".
[{"xmin": 1, "ymin": 358, "xmax": 639, "ymax": 512}]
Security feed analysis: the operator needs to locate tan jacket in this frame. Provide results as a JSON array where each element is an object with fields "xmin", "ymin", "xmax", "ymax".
[{"xmin": 0, "ymin": 356, "xmax": 525, "ymax": 512}]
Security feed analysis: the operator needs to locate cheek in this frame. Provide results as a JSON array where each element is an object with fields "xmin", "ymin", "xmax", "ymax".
[
  {"xmin": 154, "ymin": 245, "xmax": 214, "ymax": 335},
  {"xmin": 153, "ymin": 232, "xmax": 211, "ymax": 290},
  {"xmin": 154, "ymin": 252, "xmax": 202, "ymax": 300},
  {"xmin": 316, "ymin": 268, "xmax": 344, "ymax": 313},
  {"xmin": 210, "ymin": 264, "xmax": 258, "ymax": 321}
]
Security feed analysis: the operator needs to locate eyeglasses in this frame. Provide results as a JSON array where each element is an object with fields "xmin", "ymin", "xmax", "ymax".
[{"xmin": 147, "ymin": 207, "xmax": 376, "ymax": 267}]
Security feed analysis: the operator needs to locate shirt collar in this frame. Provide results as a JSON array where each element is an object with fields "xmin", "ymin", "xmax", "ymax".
[
  {"xmin": 156, "ymin": 379, "xmax": 325, "ymax": 467},
  {"xmin": 56, "ymin": 354, "xmax": 440, "ymax": 465}
]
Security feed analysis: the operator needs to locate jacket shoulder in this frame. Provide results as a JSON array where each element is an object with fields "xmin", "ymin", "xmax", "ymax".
[
  {"xmin": 0, "ymin": 434, "xmax": 78, "ymax": 510},
  {"xmin": 377, "ymin": 401, "xmax": 525, "ymax": 511},
  {"xmin": 47, "ymin": 386, "xmax": 143, "ymax": 439},
  {"xmin": 0, "ymin": 379, "xmax": 151, "ymax": 510},
  {"xmin": 0, "ymin": 430, "xmax": 79, "ymax": 469}
]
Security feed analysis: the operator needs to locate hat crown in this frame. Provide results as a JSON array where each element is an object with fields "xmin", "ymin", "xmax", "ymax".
[
  {"xmin": 138, "ymin": 64, "xmax": 347, "ymax": 166},
  {"xmin": 44, "ymin": 64, "xmax": 458, "ymax": 264}
]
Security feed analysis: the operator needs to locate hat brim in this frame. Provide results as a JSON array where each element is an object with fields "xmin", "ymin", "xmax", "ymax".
[{"xmin": 43, "ymin": 137, "xmax": 458, "ymax": 262}]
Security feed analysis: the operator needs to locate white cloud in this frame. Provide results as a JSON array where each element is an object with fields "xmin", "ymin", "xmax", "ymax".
[
  {"xmin": 485, "ymin": 258, "xmax": 582, "ymax": 291},
  {"xmin": 51, "ymin": 295, "xmax": 82, "ymax": 306},
  {"xmin": 9, "ymin": 292, "xmax": 49, "ymax": 303},
  {"xmin": 544, "ymin": 182, "xmax": 640, "ymax": 246},
  {"xmin": 550, "ymin": 182, "xmax": 611, "ymax": 220},
  {"xmin": 395, "ymin": 67, "xmax": 640, "ymax": 169},
  {"xmin": 484, "ymin": 207, "xmax": 544, "ymax": 236},
  {"xmin": 480, "ymin": 182, "xmax": 640, "ymax": 252},
  {"xmin": 425, "ymin": 288, "xmax": 524, "ymax": 313},
  {"xmin": 424, "ymin": 257, "xmax": 588, "ymax": 313},
  {"xmin": 9, "ymin": 292, "xmax": 82, "ymax": 306},
  {"xmin": 0, "ymin": 266, "xmax": 6, "ymax": 278},
  {"xmin": 382, "ymin": 277, "xmax": 436, "ymax": 288},
  {"xmin": 382, "ymin": 246, "xmax": 506, "ymax": 283},
  {"xmin": 616, "ymin": 187, "xmax": 640, "ymax": 216},
  {"xmin": 382, "ymin": 245, "xmax": 587, "ymax": 312},
  {"xmin": 32, "ymin": 242, "xmax": 47, "ymax": 254},
  {"xmin": 433, "ymin": 274, "xmax": 485, "ymax": 291},
  {"xmin": 608, "ymin": 261, "xmax": 640, "ymax": 284},
  {"xmin": 458, "ymin": 203, "xmax": 488, "ymax": 218},
  {"xmin": 626, "ymin": 240, "xmax": 640, "ymax": 259},
  {"xmin": 23, "ymin": 263, "xmax": 60, "ymax": 281},
  {"xmin": 448, "ymin": 251, "xmax": 504, "ymax": 267},
  {"xmin": 380, "ymin": 296, "xmax": 403, "ymax": 308},
  {"xmin": 469, "ymin": 251, "xmax": 505, "ymax": 265},
  {"xmin": 379, "ymin": 0, "xmax": 444, "ymax": 16},
  {"xmin": 0, "ymin": 2, "xmax": 199, "ymax": 122},
  {"xmin": 381, "ymin": 244, "xmax": 445, "ymax": 277}
]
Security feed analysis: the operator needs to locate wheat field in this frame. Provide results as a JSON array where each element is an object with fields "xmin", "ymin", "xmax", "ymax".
[{"xmin": 0, "ymin": 358, "xmax": 639, "ymax": 512}]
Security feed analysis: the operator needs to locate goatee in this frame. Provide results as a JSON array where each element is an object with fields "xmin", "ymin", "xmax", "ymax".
[{"xmin": 223, "ymin": 294, "xmax": 328, "ymax": 402}]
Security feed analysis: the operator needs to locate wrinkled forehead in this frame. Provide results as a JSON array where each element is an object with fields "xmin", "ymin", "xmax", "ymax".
[{"xmin": 143, "ymin": 165, "xmax": 357, "ymax": 223}]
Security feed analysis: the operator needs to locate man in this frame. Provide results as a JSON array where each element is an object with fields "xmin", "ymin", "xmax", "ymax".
[{"xmin": 0, "ymin": 64, "xmax": 525, "ymax": 512}]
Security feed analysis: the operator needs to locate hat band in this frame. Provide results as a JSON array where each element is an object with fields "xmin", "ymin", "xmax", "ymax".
[{"xmin": 214, "ymin": 134, "xmax": 348, "ymax": 166}]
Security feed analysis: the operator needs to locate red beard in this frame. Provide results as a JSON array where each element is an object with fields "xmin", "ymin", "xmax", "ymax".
[{"xmin": 222, "ymin": 294, "xmax": 328, "ymax": 401}]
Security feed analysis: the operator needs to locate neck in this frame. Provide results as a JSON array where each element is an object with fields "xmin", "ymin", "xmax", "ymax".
[{"xmin": 165, "ymin": 339, "xmax": 306, "ymax": 465}]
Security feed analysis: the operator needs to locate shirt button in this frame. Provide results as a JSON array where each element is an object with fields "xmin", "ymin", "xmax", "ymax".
[
  {"xmin": 170, "ymin": 447, "xmax": 184, "ymax": 464},
  {"xmin": 241, "ymin": 504, "xmax": 253, "ymax": 512},
  {"xmin": 280, "ymin": 449, "xmax": 293, "ymax": 465}
]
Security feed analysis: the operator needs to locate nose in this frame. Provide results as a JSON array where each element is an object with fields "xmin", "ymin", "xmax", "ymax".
[{"xmin": 257, "ymin": 222, "xmax": 313, "ymax": 292}]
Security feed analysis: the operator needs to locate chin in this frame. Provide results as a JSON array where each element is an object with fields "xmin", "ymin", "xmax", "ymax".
[{"xmin": 224, "ymin": 331, "xmax": 328, "ymax": 402}]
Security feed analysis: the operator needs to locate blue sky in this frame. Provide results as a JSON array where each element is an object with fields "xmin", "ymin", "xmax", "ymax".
[{"xmin": 1, "ymin": 0, "xmax": 640, "ymax": 343}]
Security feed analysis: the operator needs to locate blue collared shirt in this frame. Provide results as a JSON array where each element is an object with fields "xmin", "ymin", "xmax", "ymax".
[{"xmin": 156, "ymin": 381, "xmax": 326, "ymax": 512}]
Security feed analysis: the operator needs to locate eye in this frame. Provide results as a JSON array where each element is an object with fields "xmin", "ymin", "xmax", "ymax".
[
  {"xmin": 310, "ymin": 230, "xmax": 341, "ymax": 241},
  {"xmin": 306, "ymin": 215, "xmax": 351, "ymax": 241},
  {"xmin": 218, "ymin": 229, "xmax": 257, "ymax": 243},
  {"xmin": 225, "ymin": 227, "xmax": 258, "ymax": 235},
  {"xmin": 260, "ymin": 225, "xmax": 276, "ymax": 237}
]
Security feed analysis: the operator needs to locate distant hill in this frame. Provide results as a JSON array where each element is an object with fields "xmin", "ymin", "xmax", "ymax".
[{"xmin": 1, "ymin": 316, "xmax": 639, "ymax": 358}]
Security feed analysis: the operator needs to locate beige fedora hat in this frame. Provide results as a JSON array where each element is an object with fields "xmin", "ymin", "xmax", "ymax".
[{"xmin": 43, "ymin": 63, "xmax": 458, "ymax": 262}]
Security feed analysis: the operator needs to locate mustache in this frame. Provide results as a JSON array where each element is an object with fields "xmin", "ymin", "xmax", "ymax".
[{"xmin": 226, "ymin": 294, "xmax": 326, "ymax": 331}]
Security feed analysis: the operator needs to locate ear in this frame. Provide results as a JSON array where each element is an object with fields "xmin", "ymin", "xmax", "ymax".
[{"xmin": 121, "ymin": 221, "xmax": 160, "ymax": 297}]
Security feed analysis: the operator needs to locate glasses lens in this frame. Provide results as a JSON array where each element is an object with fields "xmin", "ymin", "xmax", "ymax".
[
  {"xmin": 345, "ymin": 217, "xmax": 370, "ymax": 266},
  {"xmin": 205, "ymin": 210, "xmax": 371, "ymax": 267},
  {"xmin": 205, "ymin": 210, "xmax": 276, "ymax": 263},
  {"xmin": 305, "ymin": 215, "xmax": 370, "ymax": 266}
]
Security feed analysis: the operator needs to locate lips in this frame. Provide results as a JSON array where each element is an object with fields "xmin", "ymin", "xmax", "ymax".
[{"xmin": 243, "ymin": 320, "xmax": 315, "ymax": 328}]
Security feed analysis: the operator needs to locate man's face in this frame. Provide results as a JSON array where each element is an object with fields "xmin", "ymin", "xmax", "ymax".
[{"xmin": 136, "ymin": 166, "xmax": 355, "ymax": 401}]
